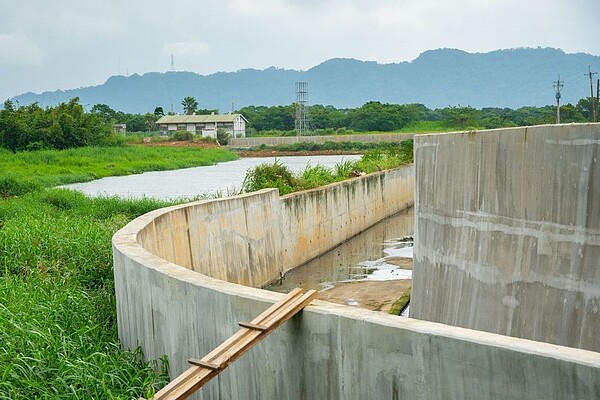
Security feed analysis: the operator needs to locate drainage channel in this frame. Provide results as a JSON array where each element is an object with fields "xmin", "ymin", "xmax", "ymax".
[{"xmin": 266, "ymin": 207, "xmax": 414, "ymax": 314}]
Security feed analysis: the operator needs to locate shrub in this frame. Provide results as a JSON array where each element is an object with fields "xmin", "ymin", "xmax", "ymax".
[
  {"xmin": 242, "ymin": 160, "xmax": 298, "ymax": 195},
  {"xmin": 0, "ymin": 176, "xmax": 42, "ymax": 197},
  {"xmin": 216, "ymin": 128, "xmax": 229, "ymax": 145},
  {"xmin": 170, "ymin": 130, "xmax": 194, "ymax": 141}
]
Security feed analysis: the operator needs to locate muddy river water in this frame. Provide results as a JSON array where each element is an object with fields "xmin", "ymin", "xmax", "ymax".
[
  {"xmin": 61, "ymin": 155, "xmax": 361, "ymax": 200},
  {"xmin": 267, "ymin": 207, "xmax": 414, "ymax": 304}
]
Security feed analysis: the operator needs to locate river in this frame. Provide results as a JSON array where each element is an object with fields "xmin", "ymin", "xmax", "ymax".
[{"xmin": 61, "ymin": 155, "xmax": 361, "ymax": 200}]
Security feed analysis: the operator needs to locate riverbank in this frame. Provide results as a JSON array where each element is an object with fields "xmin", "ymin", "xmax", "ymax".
[
  {"xmin": 0, "ymin": 146, "xmax": 237, "ymax": 196},
  {"xmin": 235, "ymin": 149, "xmax": 363, "ymax": 157},
  {"xmin": 130, "ymin": 140, "xmax": 365, "ymax": 158}
]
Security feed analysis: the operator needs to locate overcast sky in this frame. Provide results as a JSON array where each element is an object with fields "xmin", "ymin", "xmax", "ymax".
[{"xmin": 1, "ymin": 0, "xmax": 598, "ymax": 99}]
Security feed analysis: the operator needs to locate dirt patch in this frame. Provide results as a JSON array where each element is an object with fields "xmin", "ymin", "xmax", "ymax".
[
  {"xmin": 132, "ymin": 142, "xmax": 359, "ymax": 157},
  {"xmin": 384, "ymin": 257, "xmax": 413, "ymax": 269},
  {"xmin": 131, "ymin": 141, "xmax": 221, "ymax": 148},
  {"xmin": 319, "ymin": 279, "xmax": 411, "ymax": 313}
]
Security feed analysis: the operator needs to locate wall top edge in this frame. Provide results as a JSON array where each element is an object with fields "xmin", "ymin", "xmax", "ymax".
[{"xmin": 415, "ymin": 122, "xmax": 600, "ymax": 139}]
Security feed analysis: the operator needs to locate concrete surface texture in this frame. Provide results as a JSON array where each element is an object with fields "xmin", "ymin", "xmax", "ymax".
[
  {"xmin": 113, "ymin": 151, "xmax": 600, "ymax": 399},
  {"xmin": 411, "ymin": 123, "xmax": 600, "ymax": 352}
]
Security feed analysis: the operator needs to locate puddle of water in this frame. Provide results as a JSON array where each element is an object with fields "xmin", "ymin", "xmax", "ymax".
[
  {"xmin": 60, "ymin": 155, "xmax": 361, "ymax": 200},
  {"xmin": 266, "ymin": 208, "xmax": 414, "ymax": 293},
  {"xmin": 383, "ymin": 237, "xmax": 414, "ymax": 258},
  {"xmin": 400, "ymin": 304, "xmax": 410, "ymax": 317}
]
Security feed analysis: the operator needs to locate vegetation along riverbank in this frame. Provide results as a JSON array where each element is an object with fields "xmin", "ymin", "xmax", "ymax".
[
  {"xmin": 0, "ymin": 132, "xmax": 412, "ymax": 399},
  {"xmin": 0, "ymin": 143, "xmax": 244, "ymax": 398},
  {"xmin": 0, "ymin": 97, "xmax": 414, "ymax": 397}
]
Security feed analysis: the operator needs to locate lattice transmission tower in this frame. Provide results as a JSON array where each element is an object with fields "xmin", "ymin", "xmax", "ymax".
[{"xmin": 295, "ymin": 82, "xmax": 313, "ymax": 135}]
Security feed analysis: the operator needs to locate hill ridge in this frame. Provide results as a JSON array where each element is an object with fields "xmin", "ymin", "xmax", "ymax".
[{"xmin": 12, "ymin": 47, "xmax": 600, "ymax": 113}]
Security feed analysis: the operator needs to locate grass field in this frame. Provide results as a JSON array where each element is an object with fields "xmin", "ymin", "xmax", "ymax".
[{"xmin": 0, "ymin": 145, "xmax": 240, "ymax": 399}]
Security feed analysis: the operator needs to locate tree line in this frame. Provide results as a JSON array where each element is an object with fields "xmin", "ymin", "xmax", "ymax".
[
  {"xmin": 0, "ymin": 98, "xmax": 121, "ymax": 152},
  {"xmin": 1, "ymin": 96, "xmax": 596, "ymax": 152},
  {"xmin": 239, "ymin": 97, "xmax": 596, "ymax": 134}
]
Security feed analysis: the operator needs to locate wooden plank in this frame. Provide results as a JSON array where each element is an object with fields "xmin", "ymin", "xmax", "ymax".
[
  {"xmin": 187, "ymin": 359, "xmax": 221, "ymax": 370},
  {"xmin": 149, "ymin": 288, "xmax": 317, "ymax": 400},
  {"xmin": 210, "ymin": 290, "xmax": 317, "ymax": 369},
  {"xmin": 238, "ymin": 321, "xmax": 269, "ymax": 331}
]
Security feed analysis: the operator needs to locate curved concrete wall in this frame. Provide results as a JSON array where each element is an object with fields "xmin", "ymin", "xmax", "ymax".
[
  {"xmin": 113, "ymin": 162, "xmax": 600, "ymax": 399},
  {"xmin": 136, "ymin": 166, "xmax": 414, "ymax": 288},
  {"xmin": 411, "ymin": 123, "xmax": 600, "ymax": 352}
]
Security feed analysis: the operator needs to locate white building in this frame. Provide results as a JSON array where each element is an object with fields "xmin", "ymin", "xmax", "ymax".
[{"xmin": 156, "ymin": 114, "xmax": 247, "ymax": 138}]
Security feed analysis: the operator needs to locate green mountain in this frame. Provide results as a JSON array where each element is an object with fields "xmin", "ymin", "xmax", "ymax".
[{"xmin": 12, "ymin": 48, "xmax": 600, "ymax": 114}]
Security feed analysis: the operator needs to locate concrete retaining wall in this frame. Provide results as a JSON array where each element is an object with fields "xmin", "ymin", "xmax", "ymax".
[
  {"xmin": 229, "ymin": 133, "xmax": 414, "ymax": 148},
  {"xmin": 136, "ymin": 166, "xmax": 414, "ymax": 288},
  {"xmin": 113, "ymin": 155, "xmax": 600, "ymax": 399},
  {"xmin": 411, "ymin": 123, "xmax": 600, "ymax": 352}
]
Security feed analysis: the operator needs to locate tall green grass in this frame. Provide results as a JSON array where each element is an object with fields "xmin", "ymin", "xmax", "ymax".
[
  {"xmin": 0, "ymin": 275, "xmax": 169, "ymax": 399},
  {"xmin": 0, "ymin": 146, "xmax": 238, "ymax": 398},
  {"xmin": 0, "ymin": 146, "xmax": 238, "ymax": 195},
  {"xmin": 242, "ymin": 140, "xmax": 413, "ymax": 194},
  {"xmin": 0, "ymin": 189, "xmax": 176, "ymax": 398}
]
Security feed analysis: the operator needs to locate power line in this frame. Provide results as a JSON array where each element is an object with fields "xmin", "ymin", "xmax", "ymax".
[{"xmin": 553, "ymin": 75, "xmax": 563, "ymax": 124}]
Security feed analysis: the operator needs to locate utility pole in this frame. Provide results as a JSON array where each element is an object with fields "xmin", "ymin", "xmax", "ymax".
[
  {"xmin": 553, "ymin": 75, "xmax": 563, "ymax": 124},
  {"xmin": 585, "ymin": 66, "xmax": 597, "ymax": 122},
  {"xmin": 597, "ymin": 79, "xmax": 599, "ymax": 121}
]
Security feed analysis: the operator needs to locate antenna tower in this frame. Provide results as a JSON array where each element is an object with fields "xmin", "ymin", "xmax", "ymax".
[
  {"xmin": 170, "ymin": 54, "xmax": 175, "ymax": 72},
  {"xmin": 553, "ymin": 75, "xmax": 563, "ymax": 124},
  {"xmin": 295, "ymin": 82, "xmax": 312, "ymax": 135}
]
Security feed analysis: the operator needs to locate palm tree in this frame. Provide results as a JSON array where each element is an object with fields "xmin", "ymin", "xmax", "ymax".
[{"xmin": 181, "ymin": 96, "xmax": 198, "ymax": 115}]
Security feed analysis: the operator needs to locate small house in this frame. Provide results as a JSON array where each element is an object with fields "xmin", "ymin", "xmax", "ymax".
[
  {"xmin": 113, "ymin": 123, "xmax": 127, "ymax": 133},
  {"xmin": 155, "ymin": 114, "xmax": 247, "ymax": 138}
]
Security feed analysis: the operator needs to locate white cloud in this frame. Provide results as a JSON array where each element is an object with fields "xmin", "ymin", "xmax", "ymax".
[
  {"xmin": 0, "ymin": 32, "xmax": 43, "ymax": 67},
  {"xmin": 163, "ymin": 40, "xmax": 210, "ymax": 57},
  {"xmin": 56, "ymin": 9, "xmax": 126, "ymax": 38},
  {"xmin": 0, "ymin": 0, "xmax": 599, "ymax": 98}
]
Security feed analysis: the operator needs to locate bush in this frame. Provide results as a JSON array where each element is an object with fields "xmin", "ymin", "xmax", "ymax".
[
  {"xmin": 216, "ymin": 128, "xmax": 229, "ymax": 145},
  {"xmin": 0, "ymin": 98, "xmax": 120, "ymax": 152},
  {"xmin": 0, "ymin": 176, "xmax": 42, "ymax": 197},
  {"xmin": 242, "ymin": 160, "xmax": 298, "ymax": 195},
  {"xmin": 170, "ymin": 130, "xmax": 194, "ymax": 141}
]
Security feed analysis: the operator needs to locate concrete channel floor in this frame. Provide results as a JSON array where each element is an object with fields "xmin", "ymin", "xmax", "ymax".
[{"xmin": 317, "ymin": 257, "xmax": 412, "ymax": 313}]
